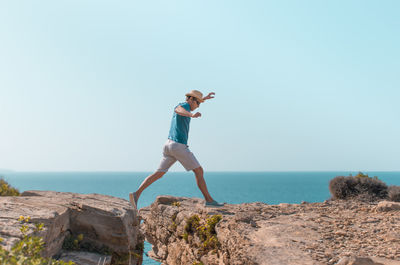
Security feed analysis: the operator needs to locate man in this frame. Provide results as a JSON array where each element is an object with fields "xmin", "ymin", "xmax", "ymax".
[{"xmin": 129, "ymin": 90, "xmax": 224, "ymax": 209}]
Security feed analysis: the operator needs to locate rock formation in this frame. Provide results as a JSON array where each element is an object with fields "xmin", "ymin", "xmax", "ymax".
[
  {"xmin": 140, "ymin": 196, "xmax": 400, "ymax": 265},
  {"xmin": 0, "ymin": 191, "xmax": 142, "ymax": 265},
  {"xmin": 2, "ymin": 191, "xmax": 399, "ymax": 265}
]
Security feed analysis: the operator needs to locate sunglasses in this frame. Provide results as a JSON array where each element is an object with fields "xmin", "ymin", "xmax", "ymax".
[{"xmin": 193, "ymin": 98, "xmax": 201, "ymax": 105}]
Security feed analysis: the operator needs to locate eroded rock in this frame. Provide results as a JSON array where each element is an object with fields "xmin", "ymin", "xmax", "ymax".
[
  {"xmin": 0, "ymin": 191, "xmax": 142, "ymax": 265},
  {"xmin": 140, "ymin": 196, "xmax": 400, "ymax": 265}
]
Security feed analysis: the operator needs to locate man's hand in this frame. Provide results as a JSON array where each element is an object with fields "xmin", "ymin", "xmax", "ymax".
[
  {"xmin": 191, "ymin": 112, "xmax": 202, "ymax": 118},
  {"xmin": 203, "ymin": 92, "xmax": 215, "ymax": 101}
]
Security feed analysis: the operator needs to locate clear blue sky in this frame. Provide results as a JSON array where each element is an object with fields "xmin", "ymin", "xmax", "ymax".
[{"xmin": 1, "ymin": 0, "xmax": 399, "ymax": 172}]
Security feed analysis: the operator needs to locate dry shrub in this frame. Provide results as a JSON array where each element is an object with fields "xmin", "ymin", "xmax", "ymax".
[{"xmin": 329, "ymin": 173, "xmax": 388, "ymax": 201}]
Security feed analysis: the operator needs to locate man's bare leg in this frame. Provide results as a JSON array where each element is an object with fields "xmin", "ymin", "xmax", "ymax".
[
  {"xmin": 193, "ymin": 166, "xmax": 213, "ymax": 202},
  {"xmin": 136, "ymin": 171, "xmax": 165, "ymax": 199},
  {"xmin": 130, "ymin": 171, "xmax": 166, "ymax": 208}
]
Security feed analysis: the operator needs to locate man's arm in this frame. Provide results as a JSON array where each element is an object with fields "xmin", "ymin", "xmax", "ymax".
[
  {"xmin": 175, "ymin": 106, "xmax": 201, "ymax": 118},
  {"xmin": 202, "ymin": 92, "xmax": 215, "ymax": 101}
]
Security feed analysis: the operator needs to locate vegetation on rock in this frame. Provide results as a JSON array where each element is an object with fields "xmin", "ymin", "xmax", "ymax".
[
  {"xmin": 0, "ymin": 216, "xmax": 74, "ymax": 264},
  {"xmin": 62, "ymin": 230, "xmax": 142, "ymax": 264},
  {"xmin": 131, "ymin": 242, "xmax": 144, "ymax": 260},
  {"xmin": 62, "ymin": 234, "xmax": 84, "ymax": 251},
  {"xmin": 111, "ymin": 252, "xmax": 130, "ymax": 265},
  {"xmin": 329, "ymin": 172, "xmax": 400, "ymax": 201},
  {"xmin": 62, "ymin": 232, "xmax": 113, "ymax": 257},
  {"xmin": 0, "ymin": 178, "xmax": 20, "ymax": 196},
  {"xmin": 169, "ymin": 212, "xmax": 178, "ymax": 231},
  {"xmin": 171, "ymin": 201, "xmax": 181, "ymax": 208},
  {"xmin": 182, "ymin": 214, "xmax": 222, "ymax": 252}
]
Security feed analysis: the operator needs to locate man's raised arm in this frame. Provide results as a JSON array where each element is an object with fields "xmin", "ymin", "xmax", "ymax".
[{"xmin": 202, "ymin": 92, "xmax": 215, "ymax": 101}]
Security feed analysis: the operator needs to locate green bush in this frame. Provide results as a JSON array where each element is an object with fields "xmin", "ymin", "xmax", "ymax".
[
  {"xmin": 182, "ymin": 214, "xmax": 222, "ymax": 252},
  {"xmin": 184, "ymin": 215, "xmax": 200, "ymax": 234},
  {"xmin": 388, "ymin": 186, "xmax": 400, "ymax": 202},
  {"xmin": 198, "ymin": 215, "xmax": 222, "ymax": 251},
  {"xmin": 0, "ymin": 178, "xmax": 20, "ymax": 196},
  {"xmin": 329, "ymin": 172, "xmax": 388, "ymax": 201},
  {"xmin": 0, "ymin": 216, "xmax": 74, "ymax": 264}
]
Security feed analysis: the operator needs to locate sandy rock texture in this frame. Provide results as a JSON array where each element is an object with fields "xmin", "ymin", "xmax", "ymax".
[
  {"xmin": 0, "ymin": 191, "xmax": 142, "ymax": 265},
  {"xmin": 140, "ymin": 196, "xmax": 400, "ymax": 265}
]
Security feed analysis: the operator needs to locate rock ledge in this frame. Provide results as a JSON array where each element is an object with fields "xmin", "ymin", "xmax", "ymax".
[
  {"xmin": 0, "ymin": 191, "xmax": 142, "ymax": 265},
  {"xmin": 140, "ymin": 196, "xmax": 400, "ymax": 265}
]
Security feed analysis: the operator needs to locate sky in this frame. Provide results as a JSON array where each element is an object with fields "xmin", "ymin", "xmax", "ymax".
[{"xmin": 0, "ymin": 0, "xmax": 399, "ymax": 172}]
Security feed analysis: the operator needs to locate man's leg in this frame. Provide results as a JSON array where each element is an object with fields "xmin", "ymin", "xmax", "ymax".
[
  {"xmin": 131, "ymin": 140, "xmax": 176, "ymax": 207},
  {"xmin": 192, "ymin": 166, "xmax": 213, "ymax": 202},
  {"xmin": 135, "ymin": 171, "xmax": 166, "ymax": 201}
]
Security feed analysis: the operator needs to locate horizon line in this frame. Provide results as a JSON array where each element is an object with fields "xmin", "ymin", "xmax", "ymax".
[{"xmin": 2, "ymin": 170, "xmax": 400, "ymax": 173}]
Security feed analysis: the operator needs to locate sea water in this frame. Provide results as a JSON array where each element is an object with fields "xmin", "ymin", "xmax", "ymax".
[{"xmin": 3, "ymin": 171, "xmax": 400, "ymax": 264}]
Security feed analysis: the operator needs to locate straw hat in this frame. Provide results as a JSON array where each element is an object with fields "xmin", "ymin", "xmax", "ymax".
[{"xmin": 185, "ymin": 90, "xmax": 204, "ymax": 103}]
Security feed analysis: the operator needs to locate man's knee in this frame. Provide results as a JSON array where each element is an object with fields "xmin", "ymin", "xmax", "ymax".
[{"xmin": 193, "ymin": 166, "xmax": 203, "ymax": 175}]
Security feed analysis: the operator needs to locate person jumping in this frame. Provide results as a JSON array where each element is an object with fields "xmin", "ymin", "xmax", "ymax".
[{"xmin": 129, "ymin": 90, "xmax": 224, "ymax": 209}]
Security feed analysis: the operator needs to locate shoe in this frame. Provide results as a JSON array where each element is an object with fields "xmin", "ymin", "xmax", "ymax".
[
  {"xmin": 129, "ymin": 192, "xmax": 138, "ymax": 209},
  {"xmin": 205, "ymin": 200, "xmax": 225, "ymax": 207}
]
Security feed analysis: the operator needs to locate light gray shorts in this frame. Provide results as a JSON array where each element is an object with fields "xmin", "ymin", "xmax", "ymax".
[{"xmin": 156, "ymin": 139, "xmax": 201, "ymax": 172}]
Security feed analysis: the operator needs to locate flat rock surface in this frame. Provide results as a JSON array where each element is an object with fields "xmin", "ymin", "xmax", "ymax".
[
  {"xmin": 0, "ymin": 191, "xmax": 142, "ymax": 265},
  {"xmin": 59, "ymin": 251, "xmax": 111, "ymax": 265},
  {"xmin": 140, "ymin": 196, "xmax": 400, "ymax": 265}
]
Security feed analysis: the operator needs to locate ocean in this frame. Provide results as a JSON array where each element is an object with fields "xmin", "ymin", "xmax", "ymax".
[{"xmin": 3, "ymin": 171, "xmax": 400, "ymax": 264}]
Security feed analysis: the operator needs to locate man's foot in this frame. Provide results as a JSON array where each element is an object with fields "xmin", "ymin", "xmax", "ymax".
[
  {"xmin": 129, "ymin": 192, "xmax": 138, "ymax": 209},
  {"xmin": 205, "ymin": 200, "xmax": 225, "ymax": 208}
]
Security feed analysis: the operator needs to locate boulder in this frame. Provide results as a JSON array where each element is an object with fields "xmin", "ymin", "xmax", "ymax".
[{"xmin": 0, "ymin": 191, "xmax": 142, "ymax": 265}]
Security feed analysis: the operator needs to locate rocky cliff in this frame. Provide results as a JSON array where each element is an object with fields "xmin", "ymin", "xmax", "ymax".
[
  {"xmin": 2, "ymin": 192, "xmax": 399, "ymax": 265},
  {"xmin": 0, "ymin": 191, "xmax": 143, "ymax": 265},
  {"xmin": 140, "ymin": 196, "xmax": 400, "ymax": 265}
]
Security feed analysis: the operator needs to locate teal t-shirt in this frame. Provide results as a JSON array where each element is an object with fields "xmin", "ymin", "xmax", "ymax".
[{"xmin": 168, "ymin": 102, "xmax": 191, "ymax": 145}]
